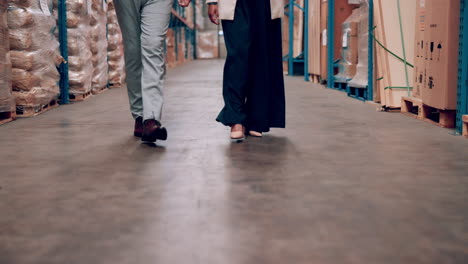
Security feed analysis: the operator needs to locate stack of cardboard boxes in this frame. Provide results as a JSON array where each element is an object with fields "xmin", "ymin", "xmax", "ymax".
[
  {"xmin": 414, "ymin": 0, "xmax": 460, "ymax": 111},
  {"xmin": 406, "ymin": 0, "xmax": 460, "ymax": 128}
]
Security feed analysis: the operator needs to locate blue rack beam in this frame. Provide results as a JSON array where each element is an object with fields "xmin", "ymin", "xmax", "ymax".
[
  {"xmin": 327, "ymin": 0, "xmax": 335, "ymax": 88},
  {"xmin": 288, "ymin": 0, "xmax": 294, "ymax": 76},
  {"xmin": 304, "ymin": 0, "xmax": 309, "ymax": 81},
  {"xmin": 58, "ymin": 0, "xmax": 69, "ymax": 104},
  {"xmin": 367, "ymin": 0, "xmax": 374, "ymax": 101},
  {"xmin": 457, "ymin": 0, "xmax": 468, "ymax": 133}
]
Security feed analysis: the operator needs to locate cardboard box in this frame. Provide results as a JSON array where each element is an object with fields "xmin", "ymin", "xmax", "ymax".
[
  {"xmin": 420, "ymin": 0, "xmax": 460, "ymax": 110},
  {"xmin": 413, "ymin": 0, "xmax": 427, "ymax": 98}
]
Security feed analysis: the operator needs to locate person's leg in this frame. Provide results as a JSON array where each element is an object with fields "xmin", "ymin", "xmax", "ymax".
[
  {"xmin": 245, "ymin": 0, "xmax": 286, "ymax": 133},
  {"xmin": 244, "ymin": 0, "xmax": 270, "ymax": 133},
  {"xmin": 216, "ymin": 0, "xmax": 252, "ymax": 127},
  {"xmin": 266, "ymin": 18, "xmax": 286, "ymax": 129},
  {"xmin": 113, "ymin": 0, "xmax": 143, "ymax": 119},
  {"xmin": 140, "ymin": 0, "xmax": 173, "ymax": 122}
]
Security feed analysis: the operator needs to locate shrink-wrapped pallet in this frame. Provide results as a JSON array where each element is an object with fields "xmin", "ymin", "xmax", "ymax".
[
  {"xmin": 348, "ymin": 1, "xmax": 369, "ymax": 89},
  {"xmin": 90, "ymin": 0, "xmax": 108, "ymax": 93},
  {"xmin": 0, "ymin": 1, "xmax": 14, "ymax": 113},
  {"xmin": 334, "ymin": 8, "xmax": 360, "ymax": 83},
  {"xmin": 107, "ymin": 0, "xmax": 125, "ymax": 88},
  {"xmin": 8, "ymin": 0, "xmax": 61, "ymax": 110},
  {"xmin": 55, "ymin": 0, "xmax": 93, "ymax": 96}
]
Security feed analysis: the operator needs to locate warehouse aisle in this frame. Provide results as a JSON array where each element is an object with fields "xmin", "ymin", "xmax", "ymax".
[{"xmin": 0, "ymin": 60, "xmax": 467, "ymax": 264}]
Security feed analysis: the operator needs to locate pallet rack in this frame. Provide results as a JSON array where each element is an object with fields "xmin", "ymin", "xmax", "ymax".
[
  {"xmin": 170, "ymin": 1, "xmax": 197, "ymax": 62},
  {"xmin": 327, "ymin": 0, "xmax": 374, "ymax": 101},
  {"xmin": 284, "ymin": 0, "xmax": 310, "ymax": 81}
]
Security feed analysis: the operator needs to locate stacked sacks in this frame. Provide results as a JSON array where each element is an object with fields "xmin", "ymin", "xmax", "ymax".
[
  {"xmin": 0, "ymin": 1, "xmax": 14, "ymax": 114},
  {"xmin": 89, "ymin": 0, "xmax": 108, "ymax": 93},
  {"xmin": 59, "ymin": 0, "xmax": 93, "ymax": 97},
  {"xmin": 7, "ymin": 0, "xmax": 62, "ymax": 110},
  {"xmin": 107, "ymin": 0, "xmax": 125, "ymax": 88}
]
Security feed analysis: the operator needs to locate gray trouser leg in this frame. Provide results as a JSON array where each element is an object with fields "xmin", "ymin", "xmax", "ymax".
[{"xmin": 114, "ymin": 0, "xmax": 172, "ymax": 121}]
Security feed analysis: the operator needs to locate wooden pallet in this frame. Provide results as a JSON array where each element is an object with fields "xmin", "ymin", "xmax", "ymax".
[
  {"xmin": 0, "ymin": 111, "xmax": 17, "ymax": 125},
  {"xmin": 92, "ymin": 87, "xmax": 109, "ymax": 95},
  {"xmin": 69, "ymin": 91, "xmax": 92, "ymax": 102},
  {"xmin": 16, "ymin": 99, "xmax": 59, "ymax": 118},
  {"xmin": 420, "ymin": 104, "xmax": 456, "ymax": 128},
  {"xmin": 463, "ymin": 115, "xmax": 468, "ymax": 138},
  {"xmin": 108, "ymin": 83, "xmax": 123, "ymax": 89},
  {"xmin": 401, "ymin": 96, "xmax": 423, "ymax": 119},
  {"xmin": 401, "ymin": 97, "xmax": 456, "ymax": 128}
]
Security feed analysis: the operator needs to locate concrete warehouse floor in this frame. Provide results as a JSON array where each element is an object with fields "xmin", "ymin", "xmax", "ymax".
[{"xmin": 0, "ymin": 60, "xmax": 467, "ymax": 264}]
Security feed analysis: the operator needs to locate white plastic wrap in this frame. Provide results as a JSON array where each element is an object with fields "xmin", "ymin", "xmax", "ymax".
[
  {"xmin": 0, "ymin": 1, "xmax": 14, "ymax": 113},
  {"xmin": 57, "ymin": 0, "xmax": 93, "ymax": 95},
  {"xmin": 106, "ymin": 0, "xmax": 125, "ymax": 88},
  {"xmin": 8, "ymin": 0, "xmax": 61, "ymax": 108},
  {"xmin": 334, "ymin": 8, "xmax": 361, "ymax": 83},
  {"xmin": 348, "ymin": 0, "xmax": 369, "ymax": 88},
  {"xmin": 90, "ymin": 0, "xmax": 108, "ymax": 92}
]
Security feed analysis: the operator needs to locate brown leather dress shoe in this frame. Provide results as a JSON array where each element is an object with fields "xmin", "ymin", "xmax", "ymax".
[
  {"xmin": 142, "ymin": 119, "xmax": 168, "ymax": 143},
  {"xmin": 134, "ymin": 117, "xmax": 143, "ymax": 137}
]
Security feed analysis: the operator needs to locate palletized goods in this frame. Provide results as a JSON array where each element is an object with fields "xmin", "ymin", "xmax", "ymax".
[
  {"xmin": 106, "ymin": 0, "xmax": 125, "ymax": 88},
  {"xmin": 89, "ymin": 0, "xmax": 108, "ymax": 93},
  {"xmin": 8, "ymin": 0, "xmax": 62, "ymax": 114},
  {"xmin": 0, "ymin": 0, "xmax": 15, "ymax": 119}
]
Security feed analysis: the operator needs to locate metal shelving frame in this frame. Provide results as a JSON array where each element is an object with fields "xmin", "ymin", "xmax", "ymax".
[
  {"xmin": 327, "ymin": 0, "xmax": 374, "ymax": 101},
  {"xmin": 457, "ymin": 0, "xmax": 468, "ymax": 133},
  {"xmin": 170, "ymin": 1, "xmax": 197, "ymax": 62},
  {"xmin": 57, "ymin": 0, "xmax": 69, "ymax": 104},
  {"xmin": 284, "ymin": 0, "xmax": 309, "ymax": 81}
]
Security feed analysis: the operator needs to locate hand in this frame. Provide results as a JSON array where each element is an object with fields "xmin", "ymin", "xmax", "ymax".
[
  {"xmin": 178, "ymin": 0, "xmax": 191, "ymax": 7},
  {"xmin": 208, "ymin": 4, "xmax": 219, "ymax": 25}
]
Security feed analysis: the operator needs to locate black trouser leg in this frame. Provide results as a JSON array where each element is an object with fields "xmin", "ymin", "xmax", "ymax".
[{"xmin": 216, "ymin": 0, "xmax": 251, "ymax": 126}]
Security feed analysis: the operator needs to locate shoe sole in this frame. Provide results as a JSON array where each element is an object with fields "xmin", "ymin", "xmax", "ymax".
[
  {"xmin": 141, "ymin": 127, "xmax": 168, "ymax": 143},
  {"xmin": 231, "ymin": 137, "xmax": 245, "ymax": 143}
]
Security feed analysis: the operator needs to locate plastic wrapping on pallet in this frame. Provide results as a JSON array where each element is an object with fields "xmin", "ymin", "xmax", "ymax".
[
  {"xmin": 106, "ymin": 0, "xmax": 125, "ymax": 88},
  {"xmin": 57, "ymin": 0, "xmax": 93, "ymax": 95},
  {"xmin": 348, "ymin": 0, "xmax": 369, "ymax": 89},
  {"xmin": 89, "ymin": 0, "xmax": 108, "ymax": 92},
  {"xmin": 334, "ymin": 8, "xmax": 360, "ymax": 83},
  {"xmin": 0, "ymin": 2, "xmax": 14, "ymax": 113},
  {"xmin": 196, "ymin": 30, "xmax": 218, "ymax": 59},
  {"xmin": 8, "ymin": 0, "xmax": 61, "ymax": 108}
]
